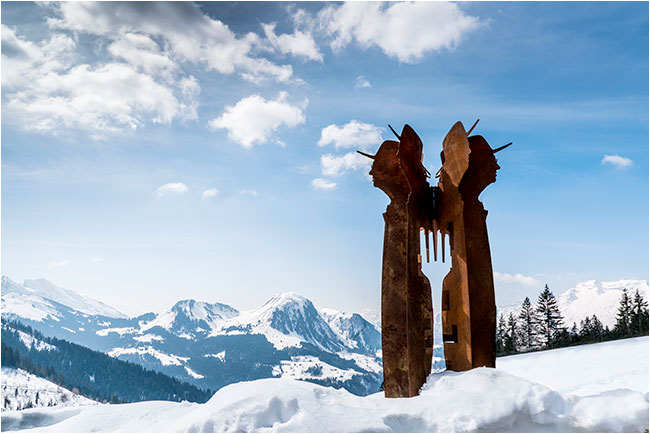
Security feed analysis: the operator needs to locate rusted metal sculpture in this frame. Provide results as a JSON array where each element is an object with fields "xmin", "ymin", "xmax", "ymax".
[
  {"xmin": 437, "ymin": 121, "xmax": 510, "ymax": 371},
  {"xmin": 359, "ymin": 125, "xmax": 435, "ymax": 398},
  {"xmin": 361, "ymin": 120, "xmax": 510, "ymax": 398}
]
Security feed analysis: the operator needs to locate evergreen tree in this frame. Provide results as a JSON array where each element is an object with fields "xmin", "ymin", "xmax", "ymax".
[
  {"xmin": 535, "ymin": 285, "xmax": 564, "ymax": 349},
  {"xmin": 569, "ymin": 322, "xmax": 579, "ymax": 344},
  {"xmin": 630, "ymin": 289, "xmax": 649, "ymax": 336},
  {"xmin": 518, "ymin": 297, "xmax": 537, "ymax": 350},
  {"xmin": 579, "ymin": 316, "xmax": 591, "ymax": 342},
  {"xmin": 504, "ymin": 313, "xmax": 518, "ymax": 354},
  {"xmin": 591, "ymin": 315, "xmax": 604, "ymax": 342},
  {"xmin": 496, "ymin": 314, "xmax": 506, "ymax": 354},
  {"xmin": 614, "ymin": 289, "xmax": 632, "ymax": 337}
]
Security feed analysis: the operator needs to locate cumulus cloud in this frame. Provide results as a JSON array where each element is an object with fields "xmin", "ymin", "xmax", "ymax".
[
  {"xmin": 318, "ymin": 2, "xmax": 481, "ymax": 63},
  {"xmin": 601, "ymin": 154, "xmax": 633, "ymax": 169},
  {"xmin": 263, "ymin": 23, "xmax": 323, "ymax": 62},
  {"xmin": 6, "ymin": 62, "xmax": 186, "ymax": 135},
  {"xmin": 2, "ymin": 23, "xmax": 199, "ymax": 136},
  {"xmin": 321, "ymin": 152, "xmax": 372, "ymax": 177},
  {"xmin": 155, "ymin": 182, "xmax": 189, "ymax": 198},
  {"xmin": 494, "ymin": 272, "xmax": 540, "ymax": 287},
  {"xmin": 311, "ymin": 178, "xmax": 337, "ymax": 190},
  {"xmin": 107, "ymin": 32, "xmax": 177, "ymax": 77},
  {"xmin": 3, "ymin": 2, "xmax": 311, "ymax": 137},
  {"xmin": 202, "ymin": 188, "xmax": 219, "ymax": 198},
  {"xmin": 318, "ymin": 120, "xmax": 383, "ymax": 150},
  {"xmin": 355, "ymin": 75, "xmax": 371, "ymax": 89},
  {"xmin": 209, "ymin": 92, "xmax": 306, "ymax": 148},
  {"xmin": 50, "ymin": 259, "xmax": 69, "ymax": 268},
  {"xmin": 240, "ymin": 189, "xmax": 258, "ymax": 196},
  {"xmin": 47, "ymin": 2, "xmax": 294, "ymax": 83}
]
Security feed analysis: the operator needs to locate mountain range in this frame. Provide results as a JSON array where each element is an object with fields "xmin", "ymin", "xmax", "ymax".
[
  {"xmin": 2, "ymin": 276, "xmax": 646, "ymax": 397},
  {"xmin": 1, "ymin": 277, "xmax": 385, "ymax": 396}
]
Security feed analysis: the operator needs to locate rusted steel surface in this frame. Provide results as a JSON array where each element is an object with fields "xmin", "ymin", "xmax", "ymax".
[
  {"xmin": 437, "ymin": 122, "xmax": 507, "ymax": 371},
  {"xmin": 362, "ymin": 120, "xmax": 508, "ymax": 397},
  {"xmin": 362, "ymin": 125, "xmax": 434, "ymax": 398},
  {"xmin": 369, "ymin": 139, "xmax": 411, "ymax": 397}
]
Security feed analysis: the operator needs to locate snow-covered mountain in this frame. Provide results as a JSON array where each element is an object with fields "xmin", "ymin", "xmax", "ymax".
[
  {"xmin": 217, "ymin": 293, "xmax": 348, "ymax": 352},
  {"xmin": 1, "ymin": 367, "xmax": 98, "ymax": 411},
  {"xmin": 319, "ymin": 308, "xmax": 381, "ymax": 356},
  {"xmin": 139, "ymin": 299, "xmax": 239, "ymax": 339},
  {"xmin": 497, "ymin": 279, "xmax": 649, "ymax": 328},
  {"xmin": 5, "ymin": 275, "xmax": 644, "ymax": 397},
  {"xmin": 2, "ymin": 277, "xmax": 126, "ymax": 319},
  {"xmin": 1, "ymin": 277, "xmax": 383, "ymax": 395}
]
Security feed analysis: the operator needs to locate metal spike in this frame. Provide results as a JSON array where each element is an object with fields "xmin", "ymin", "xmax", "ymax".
[
  {"xmin": 433, "ymin": 221, "xmax": 438, "ymax": 262},
  {"xmin": 425, "ymin": 229, "xmax": 430, "ymax": 263},
  {"xmin": 466, "ymin": 119, "xmax": 480, "ymax": 136},
  {"xmin": 356, "ymin": 150, "xmax": 376, "ymax": 159},
  {"xmin": 388, "ymin": 124, "xmax": 401, "ymax": 141},
  {"xmin": 492, "ymin": 142, "xmax": 512, "ymax": 153}
]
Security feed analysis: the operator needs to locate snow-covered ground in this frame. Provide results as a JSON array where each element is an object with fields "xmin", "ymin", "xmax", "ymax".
[
  {"xmin": 1, "ymin": 368, "xmax": 97, "ymax": 412},
  {"xmin": 2, "ymin": 337, "xmax": 647, "ymax": 432},
  {"xmin": 498, "ymin": 336, "xmax": 648, "ymax": 397}
]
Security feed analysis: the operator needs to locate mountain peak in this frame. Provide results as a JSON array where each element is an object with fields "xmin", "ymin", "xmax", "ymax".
[
  {"xmin": 170, "ymin": 299, "xmax": 238, "ymax": 321},
  {"xmin": 264, "ymin": 292, "xmax": 308, "ymax": 307},
  {"xmin": 3, "ymin": 276, "xmax": 127, "ymax": 319}
]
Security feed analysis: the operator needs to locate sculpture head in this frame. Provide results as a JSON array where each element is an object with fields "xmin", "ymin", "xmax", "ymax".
[
  {"xmin": 460, "ymin": 135, "xmax": 511, "ymax": 199},
  {"xmin": 358, "ymin": 140, "xmax": 409, "ymax": 200}
]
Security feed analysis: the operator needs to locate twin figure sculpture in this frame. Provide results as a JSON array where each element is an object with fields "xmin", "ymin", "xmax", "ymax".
[{"xmin": 358, "ymin": 120, "xmax": 511, "ymax": 398}]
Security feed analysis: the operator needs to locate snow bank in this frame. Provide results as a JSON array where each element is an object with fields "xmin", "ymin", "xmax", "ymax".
[
  {"xmin": 3, "ymin": 367, "xmax": 647, "ymax": 432},
  {"xmin": 498, "ymin": 336, "xmax": 649, "ymax": 396},
  {"xmin": 1, "ymin": 368, "xmax": 97, "ymax": 413}
]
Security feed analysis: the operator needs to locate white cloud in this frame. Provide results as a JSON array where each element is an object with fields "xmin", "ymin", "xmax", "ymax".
[
  {"xmin": 155, "ymin": 182, "xmax": 189, "ymax": 198},
  {"xmin": 50, "ymin": 259, "xmax": 69, "ymax": 268},
  {"xmin": 6, "ymin": 62, "xmax": 185, "ymax": 135},
  {"xmin": 240, "ymin": 189, "xmax": 258, "ymax": 196},
  {"xmin": 208, "ymin": 92, "xmax": 306, "ymax": 148},
  {"xmin": 318, "ymin": 120, "xmax": 383, "ymax": 150},
  {"xmin": 319, "ymin": 2, "xmax": 481, "ymax": 63},
  {"xmin": 355, "ymin": 75, "xmax": 371, "ymax": 89},
  {"xmin": 107, "ymin": 32, "xmax": 177, "ymax": 77},
  {"xmin": 601, "ymin": 154, "xmax": 633, "ymax": 169},
  {"xmin": 263, "ymin": 23, "xmax": 323, "ymax": 62},
  {"xmin": 47, "ymin": 2, "xmax": 295, "ymax": 83},
  {"xmin": 1, "ymin": 25, "xmax": 76, "ymax": 90},
  {"xmin": 311, "ymin": 178, "xmax": 337, "ymax": 191},
  {"xmin": 494, "ymin": 272, "xmax": 540, "ymax": 287},
  {"xmin": 321, "ymin": 152, "xmax": 372, "ymax": 177},
  {"xmin": 202, "ymin": 188, "xmax": 219, "ymax": 198},
  {"xmin": 2, "ymin": 25, "xmax": 199, "ymax": 136}
]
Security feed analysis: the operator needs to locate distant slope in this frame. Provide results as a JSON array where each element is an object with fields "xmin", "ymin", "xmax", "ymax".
[
  {"xmin": 3, "ymin": 277, "xmax": 126, "ymax": 318},
  {"xmin": 1, "ymin": 321, "xmax": 212, "ymax": 404},
  {"xmin": 2, "ymin": 367, "xmax": 98, "ymax": 411},
  {"xmin": 497, "ymin": 279, "xmax": 649, "ymax": 328}
]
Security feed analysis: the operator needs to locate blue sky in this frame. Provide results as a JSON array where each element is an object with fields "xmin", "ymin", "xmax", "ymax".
[{"xmin": 2, "ymin": 2, "xmax": 648, "ymax": 317}]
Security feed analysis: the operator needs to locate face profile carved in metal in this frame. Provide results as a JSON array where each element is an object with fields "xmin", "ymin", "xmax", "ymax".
[{"xmin": 360, "ymin": 120, "xmax": 510, "ymax": 397}]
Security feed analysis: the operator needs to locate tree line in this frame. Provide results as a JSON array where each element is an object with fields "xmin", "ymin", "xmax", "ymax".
[
  {"xmin": 496, "ymin": 285, "xmax": 649, "ymax": 356},
  {"xmin": 1, "ymin": 320, "xmax": 213, "ymax": 404}
]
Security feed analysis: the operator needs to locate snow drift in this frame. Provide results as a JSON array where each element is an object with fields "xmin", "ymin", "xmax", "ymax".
[
  {"xmin": 3, "ymin": 336, "xmax": 648, "ymax": 433},
  {"xmin": 3, "ymin": 370, "xmax": 646, "ymax": 432}
]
